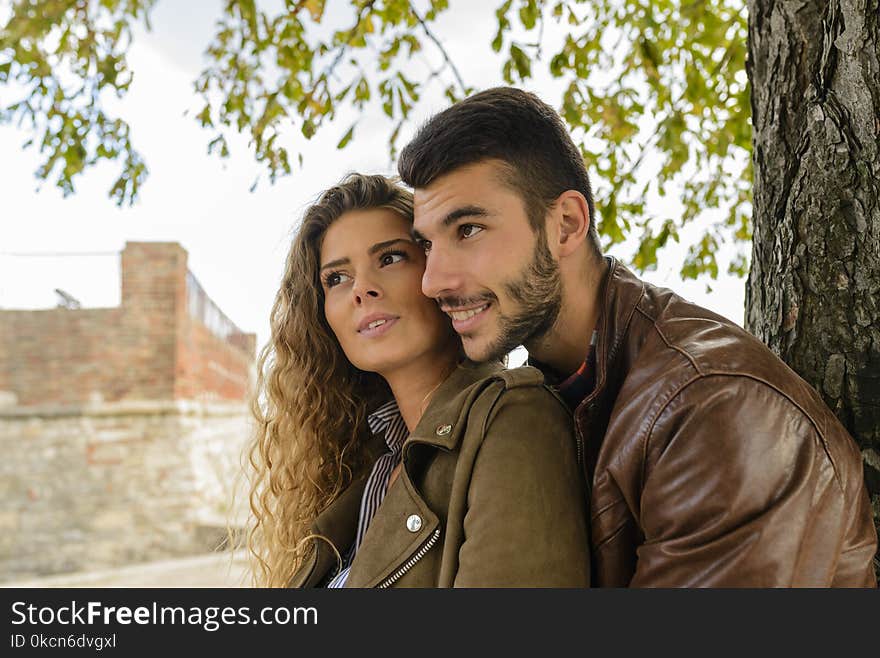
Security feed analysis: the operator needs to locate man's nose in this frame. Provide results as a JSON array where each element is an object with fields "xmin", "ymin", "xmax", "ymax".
[{"xmin": 421, "ymin": 248, "xmax": 462, "ymax": 300}]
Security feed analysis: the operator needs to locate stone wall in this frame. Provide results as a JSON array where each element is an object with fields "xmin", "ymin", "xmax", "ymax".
[{"xmin": 0, "ymin": 401, "xmax": 252, "ymax": 583}]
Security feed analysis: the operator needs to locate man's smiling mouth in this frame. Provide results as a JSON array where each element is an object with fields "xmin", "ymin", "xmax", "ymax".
[{"xmin": 448, "ymin": 303, "xmax": 490, "ymax": 321}]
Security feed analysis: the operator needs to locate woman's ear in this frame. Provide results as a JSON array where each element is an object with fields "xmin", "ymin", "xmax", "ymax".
[{"xmin": 552, "ymin": 190, "xmax": 591, "ymax": 258}]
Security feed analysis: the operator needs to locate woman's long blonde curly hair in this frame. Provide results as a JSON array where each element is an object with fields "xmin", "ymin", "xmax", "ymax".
[{"xmin": 247, "ymin": 174, "xmax": 414, "ymax": 587}]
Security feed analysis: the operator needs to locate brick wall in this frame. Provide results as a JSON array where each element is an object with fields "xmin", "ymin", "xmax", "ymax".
[
  {"xmin": 0, "ymin": 308, "xmax": 126, "ymax": 406},
  {"xmin": 0, "ymin": 242, "xmax": 256, "ymax": 407}
]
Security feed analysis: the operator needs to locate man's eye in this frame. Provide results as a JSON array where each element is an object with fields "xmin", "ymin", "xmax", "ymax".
[
  {"xmin": 380, "ymin": 252, "xmax": 406, "ymax": 266},
  {"xmin": 460, "ymin": 224, "xmax": 483, "ymax": 239}
]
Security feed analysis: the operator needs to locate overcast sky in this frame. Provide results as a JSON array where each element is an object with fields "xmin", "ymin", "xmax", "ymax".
[{"xmin": 0, "ymin": 0, "xmax": 747, "ymax": 364}]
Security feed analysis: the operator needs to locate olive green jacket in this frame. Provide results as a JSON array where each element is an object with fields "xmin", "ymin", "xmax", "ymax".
[{"xmin": 289, "ymin": 360, "xmax": 590, "ymax": 588}]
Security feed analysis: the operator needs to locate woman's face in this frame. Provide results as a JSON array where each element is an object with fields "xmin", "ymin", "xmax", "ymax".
[{"xmin": 319, "ymin": 208, "xmax": 457, "ymax": 376}]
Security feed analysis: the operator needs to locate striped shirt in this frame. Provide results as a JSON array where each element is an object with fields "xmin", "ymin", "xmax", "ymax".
[{"xmin": 326, "ymin": 398, "xmax": 408, "ymax": 588}]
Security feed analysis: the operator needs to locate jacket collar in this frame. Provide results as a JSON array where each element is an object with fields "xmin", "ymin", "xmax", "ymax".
[
  {"xmin": 526, "ymin": 255, "xmax": 643, "ymax": 414},
  {"xmin": 405, "ymin": 359, "xmax": 504, "ymax": 452},
  {"xmin": 560, "ymin": 257, "xmax": 645, "ymax": 478},
  {"xmin": 585, "ymin": 256, "xmax": 645, "ymax": 410}
]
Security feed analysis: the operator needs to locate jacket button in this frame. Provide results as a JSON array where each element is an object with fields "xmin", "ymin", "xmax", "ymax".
[
  {"xmin": 406, "ymin": 514, "xmax": 422, "ymax": 532},
  {"xmin": 436, "ymin": 424, "xmax": 452, "ymax": 436}
]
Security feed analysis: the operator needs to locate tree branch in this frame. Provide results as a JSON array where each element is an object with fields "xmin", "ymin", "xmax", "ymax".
[
  {"xmin": 409, "ymin": 3, "xmax": 467, "ymax": 95},
  {"xmin": 319, "ymin": 0, "xmax": 377, "ymax": 84}
]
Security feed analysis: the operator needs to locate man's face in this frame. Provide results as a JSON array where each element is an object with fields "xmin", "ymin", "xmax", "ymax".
[{"xmin": 413, "ymin": 160, "xmax": 562, "ymax": 362}]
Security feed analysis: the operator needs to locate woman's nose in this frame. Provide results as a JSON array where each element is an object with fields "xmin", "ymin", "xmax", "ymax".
[{"xmin": 352, "ymin": 278, "xmax": 382, "ymax": 305}]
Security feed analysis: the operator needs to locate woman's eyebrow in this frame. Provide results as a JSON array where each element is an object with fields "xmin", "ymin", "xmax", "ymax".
[
  {"xmin": 367, "ymin": 237, "xmax": 416, "ymax": 254},
  {"xmin": 320, "ymin": 257, "xmax": 348, "ymax": 272},
  {"xmin": 320, "ymin": 238, "xmax": 415, "ymax": 271}
]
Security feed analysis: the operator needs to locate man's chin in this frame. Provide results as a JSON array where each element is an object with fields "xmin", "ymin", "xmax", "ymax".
[
  {"xmin": 460, "ymin": 334, "xmax": 492, "ymax": 363},
  {"xmin": 461, "ymin": 333, "xmax": 508, "ymax": 364}
]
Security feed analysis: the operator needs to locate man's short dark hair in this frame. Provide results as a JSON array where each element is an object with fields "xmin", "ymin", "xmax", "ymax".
[{"xmin": 398, "ymin": 86, "xmax": 600, "ymax": 254}]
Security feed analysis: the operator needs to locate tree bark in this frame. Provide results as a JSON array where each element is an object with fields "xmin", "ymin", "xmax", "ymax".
[{"xmin": 746, "ymin": 0, "xmax": 880, "ymax": 571}]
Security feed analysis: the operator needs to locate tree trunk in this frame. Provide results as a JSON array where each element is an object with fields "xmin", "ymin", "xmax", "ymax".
[{"xmin": 745, "ymin": 0, "xmax": 880, "ymax": 570}]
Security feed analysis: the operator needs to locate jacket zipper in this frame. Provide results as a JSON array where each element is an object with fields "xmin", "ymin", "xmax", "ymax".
[
  {"xmin": 575, "ymin": 425, "xmax": 584, "ymax": 468},
  {"xmin": 376, "ymin": 527, "xmax": 441, "ymax": 589}
]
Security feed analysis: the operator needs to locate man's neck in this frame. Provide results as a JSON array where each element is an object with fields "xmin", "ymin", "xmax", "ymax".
[{"xmin": 527, "ymin": 256, "xmax": 608, "ymax": 377}]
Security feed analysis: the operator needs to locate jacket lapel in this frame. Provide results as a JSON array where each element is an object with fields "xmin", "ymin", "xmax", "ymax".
[
  {"xmin": 343, "ymin": 465, "xmax": 441, "ymax": 587},
  {"xmin": 344, "ymin": 360, "xmax": 503, "ymax": 587}
]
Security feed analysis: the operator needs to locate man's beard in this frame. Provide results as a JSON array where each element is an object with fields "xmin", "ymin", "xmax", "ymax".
[{"xmin": 447, "ymin": 229, "xmax": 562, "ymax": 363}]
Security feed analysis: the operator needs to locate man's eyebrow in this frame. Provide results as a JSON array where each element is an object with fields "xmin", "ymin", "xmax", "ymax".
[
  {"xmin": 412, "ymin": 205, "xmax": 490, "ymax": 242},
  {"xmin": 320, "ymin": 238, "xmax": 415, "ymax": 271},
  {"xmin": 443, "ymin": 205, "xmax": 489, "ymax": 227}
]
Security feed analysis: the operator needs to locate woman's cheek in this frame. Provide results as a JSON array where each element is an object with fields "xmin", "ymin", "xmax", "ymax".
[{"xmin": 323, "ymin": 295, "xmax": 345, "ymax": 342}]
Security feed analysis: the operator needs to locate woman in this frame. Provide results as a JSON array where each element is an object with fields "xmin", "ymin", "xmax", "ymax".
[{"xmin": 248, "ymin": 173, "xmax": 589, "ymax": 588}]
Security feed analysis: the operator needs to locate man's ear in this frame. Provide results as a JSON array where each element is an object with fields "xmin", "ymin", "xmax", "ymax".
[{"xmin": 551, "ymin": 190, "xmax": 591, "ymax": 258}]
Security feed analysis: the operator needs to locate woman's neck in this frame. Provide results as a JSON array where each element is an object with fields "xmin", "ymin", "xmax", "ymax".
[{"xmin": 382, "ymin": 350, "xmax": 459, "ymax": 432}]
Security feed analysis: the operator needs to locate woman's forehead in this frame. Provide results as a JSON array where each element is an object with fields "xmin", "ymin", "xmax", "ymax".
[{"xmin": 320, "ymin": 209, "xmax": 412, "ymax": 261}]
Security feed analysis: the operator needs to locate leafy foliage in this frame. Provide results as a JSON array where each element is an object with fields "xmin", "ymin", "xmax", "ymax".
[
  {"xmin": 1, "ymin": 0, "xmax": 752, "ymax": 280},
  {"xmin": 0, "ymin": 0, "xmax": 153, "ymax": 205}
]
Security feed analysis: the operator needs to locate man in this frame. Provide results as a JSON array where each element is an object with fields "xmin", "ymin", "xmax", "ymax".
[{"xmin": 398, "ymin": 87, "xmax": 878, "ymax": 587}]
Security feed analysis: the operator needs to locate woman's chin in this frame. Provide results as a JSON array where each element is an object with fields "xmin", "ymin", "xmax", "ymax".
[
  {"xmin": 351, "ymin": 356, "xmax": 396, "ymax": 377},
  {"xmin": 354, "ymin": 354, "xmax": 417, "ymax": 380}
]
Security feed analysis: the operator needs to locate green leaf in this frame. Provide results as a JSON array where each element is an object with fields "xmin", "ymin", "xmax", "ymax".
[
  {"xmin": 491, "ymin": 31, "xmax": 504, "ymax": 52},
  {"xmin": 509, "ymin": 43, "xmax": 531, "ymax": 80},
  {"xmin": 196, "ymin": 105, "xmax": 212, "ymax": 128},
  {"xmin": 337, "ymin": 123, "xmax": 355, "ymax": 149},
  {"xmin": 518, "ymin": 0, "xmax": 538, "ymax": 30}
]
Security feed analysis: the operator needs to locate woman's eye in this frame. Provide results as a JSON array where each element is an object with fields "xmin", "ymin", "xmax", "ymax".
[
  {"xmin": 460, "ymin": 224, "xmax": 483, "ymax": 239},
  {"xmin": 380, "ymin": 252, "xmax": 406, "ymax": 266},
  {"xmin": 324, "ymin": 272, "xmax": 350, "ymax": 288}
]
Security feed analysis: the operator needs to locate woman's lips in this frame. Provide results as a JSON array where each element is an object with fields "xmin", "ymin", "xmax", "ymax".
[{"xmin": 357, "ymin": 316, "xmax": 399, "ymax": 337}]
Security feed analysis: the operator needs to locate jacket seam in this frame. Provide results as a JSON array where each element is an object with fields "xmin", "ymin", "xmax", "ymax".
[
  {"xmin": 591, "ymin": 493, "xmax": 625, "ymax": 522},
  {"xmin": 594, "ymin": 519, "xmax": 628, "ymax": 550},
  {"xmin": 642, "ymin": 372, "xmax": 844, "ymax": 494},
  {"xmin": 443, "ymin": 383, "xmax": 507, "ymax": 585},
  {"xmin": 636, "ymin": 305, "xmax": 705, "ymax": 376}
]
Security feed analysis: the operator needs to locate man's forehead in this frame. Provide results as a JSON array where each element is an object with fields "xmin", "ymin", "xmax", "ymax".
[
  {"xmin": 413, "ymin": 183, "xmax": 461, "ymax": 221},
  {"xmin": 413, "ymin": 160, "xmax": 508, "ymax": 228}
]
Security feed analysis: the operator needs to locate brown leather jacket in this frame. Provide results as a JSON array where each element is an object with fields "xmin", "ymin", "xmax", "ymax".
[
  {"xmin": 289, "ymin": 361, "xmax": 590, "ymax": 588},
  {"xmin": 566, "ymin": 258, "xmax": 877, "ymax": 587}
]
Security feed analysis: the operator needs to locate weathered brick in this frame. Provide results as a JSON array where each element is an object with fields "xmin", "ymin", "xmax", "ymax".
[{"xmin": 0, "ymin": 242, "xmax": 256, "ymax": 407}]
